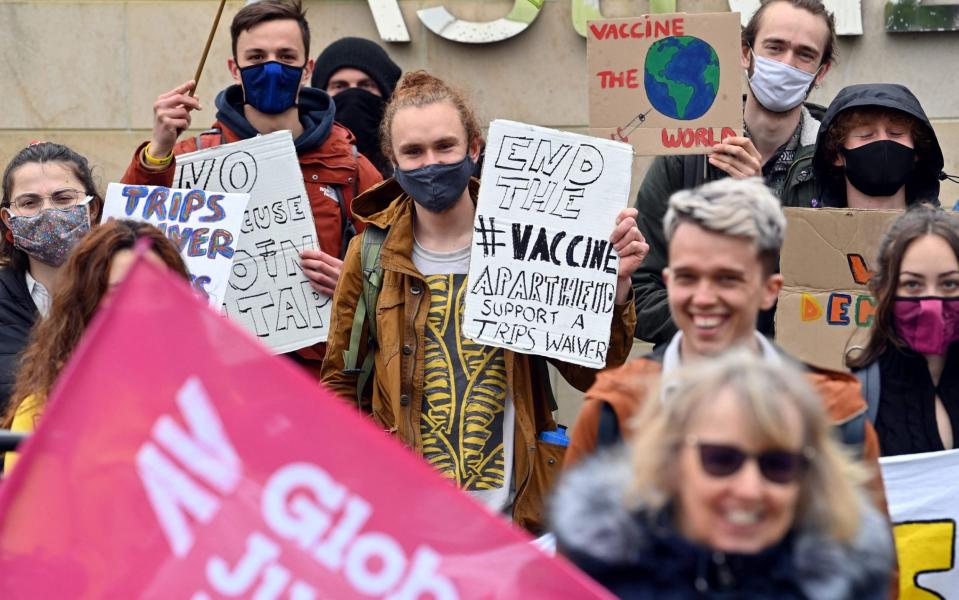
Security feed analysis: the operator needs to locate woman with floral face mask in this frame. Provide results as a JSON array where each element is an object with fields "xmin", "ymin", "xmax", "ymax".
[
  {"xmin": 847, "ymin": 205, "xmax": 959, "ymax": 455},
  {"xmin": 0, "ymin": 143, "xmax": 103, "ymax": 415}
]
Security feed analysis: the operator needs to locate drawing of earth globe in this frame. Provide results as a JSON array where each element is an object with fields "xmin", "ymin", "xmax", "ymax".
[{"xmin": 644, "ymin": 36, "xmax": 720, "ymax": 120}]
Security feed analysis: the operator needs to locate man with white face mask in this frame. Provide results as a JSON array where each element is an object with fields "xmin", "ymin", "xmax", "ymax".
[{"xmin": 632, "ymin": 0, "xmax": 835, "ymax": 347}]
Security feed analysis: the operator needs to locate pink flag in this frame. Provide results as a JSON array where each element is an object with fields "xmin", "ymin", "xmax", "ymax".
[{"xmin": 0, "ymin": 257, "xmax": 610, "ymax": 599}]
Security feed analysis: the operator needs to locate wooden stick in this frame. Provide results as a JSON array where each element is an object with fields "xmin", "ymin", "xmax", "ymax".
[{"xmin": 191, "ymin": 0, "xmax": 228, "ymax": 96}]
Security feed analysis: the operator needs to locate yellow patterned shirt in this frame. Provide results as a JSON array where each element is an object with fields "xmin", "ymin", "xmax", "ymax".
[{"xmin": 414, "ymin": 241, "xmax": 515, "ymax": 512}]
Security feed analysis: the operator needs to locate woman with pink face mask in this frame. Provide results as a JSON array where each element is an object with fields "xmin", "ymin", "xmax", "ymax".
[
  {"xmin": 848, "ymin": 205, "xmax": 959, "ymax": 455},
  {"xmin": 0, "ymin": 143, "xmax": 103, "ymax": 416}
]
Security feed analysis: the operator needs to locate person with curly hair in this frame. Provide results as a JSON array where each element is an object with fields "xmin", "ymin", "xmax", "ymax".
[{"xmin": 3, "ymin": 219, "xmax": 189, "ymax": 470}]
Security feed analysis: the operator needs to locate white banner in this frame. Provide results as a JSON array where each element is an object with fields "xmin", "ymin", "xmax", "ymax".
[
  {"xmin": 880, "ymin": 449, "xmax": 959, "ymax": 597},
  {"xmin": 102, "ymin": 183, "xmax": 249, "ymax": 308},
  {"xmin": 463, "ymin": 120, "xmax": 633, "ymax": 368},
  {"xmin": 173, "ymin": 131, "xmax": 329, "ymax": 354}
]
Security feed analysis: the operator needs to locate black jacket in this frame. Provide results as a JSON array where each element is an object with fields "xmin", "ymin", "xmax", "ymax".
[
  {"xmin": 551, "ymin": 450, "xmax": 894, "ymax": 599},
  {"xmin": 0, "ymin": 266, "xmax": 37, "ymax": 414},
  {"xmin": 632, "ymin": 104, "xmax": 823, "ymax": 345},
  {"xmin": 812, "ymin": 83, "xmax": 944, "ymax": 208}
]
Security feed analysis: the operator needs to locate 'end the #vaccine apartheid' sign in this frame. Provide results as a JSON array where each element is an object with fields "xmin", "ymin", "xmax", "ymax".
[
  {"xmin": 463, "ymin": 120, "xmax": 632, "ymax": 369},
  {"xmin": 0, "ymin": 255, "xmax": 612, "ymax": 600}
]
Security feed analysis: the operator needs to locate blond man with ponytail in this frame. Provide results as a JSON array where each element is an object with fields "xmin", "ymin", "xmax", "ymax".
[{"xmin": 321, "ymin": 72, "xmax": 648, "ymax": 532}]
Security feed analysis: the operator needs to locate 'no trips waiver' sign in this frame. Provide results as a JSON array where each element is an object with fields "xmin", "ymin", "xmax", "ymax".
[
  {"xmin": 777, "ymin": 208, "xmax": 900, "ymax": 371},
  {"xmin": 173, "ymin": 131, "xmax": 330, "ymax": 354},
  {"xmin": 102, "ymin": 183, "xmax": 249, "ymax": 308},
  {"xmin": 587, "ymin": 12, "xmax": 743, "ymax": 155},
  {"xmin": 463, "ymin": 120, "xmax": 633, "ymax": 369}
]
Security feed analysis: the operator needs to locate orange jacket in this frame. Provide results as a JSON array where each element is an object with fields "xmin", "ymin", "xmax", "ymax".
[{"xmin": 566, "ymin": 350, "xmax": 888, "ymax": 510}]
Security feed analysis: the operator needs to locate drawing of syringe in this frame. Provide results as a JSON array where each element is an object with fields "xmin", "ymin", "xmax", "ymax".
[{"xmin": 610, "ymin": 108, "xmax": 653, "ymax": 143}]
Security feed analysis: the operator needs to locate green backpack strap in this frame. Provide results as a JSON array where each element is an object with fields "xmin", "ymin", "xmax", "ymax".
[{"xmin": 342, "ymin": 225, "xmax": 387, "ymax": 404}]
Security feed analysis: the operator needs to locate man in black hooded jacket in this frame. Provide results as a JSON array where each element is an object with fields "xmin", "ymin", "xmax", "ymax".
[{"xmin": 811, "ymin": 83, "xmax": 945, "ymax": 209}]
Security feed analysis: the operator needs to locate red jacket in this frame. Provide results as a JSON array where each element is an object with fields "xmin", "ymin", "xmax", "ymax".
[{"xmin": 122, "ymin": 116, "xmax": 382, "ymax": 372}]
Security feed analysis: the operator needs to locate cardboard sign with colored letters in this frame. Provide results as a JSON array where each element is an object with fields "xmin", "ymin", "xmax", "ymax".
[
  {"xmin": 777, "ymin": 208, "xmax": 900, "ymax": 371},
  {"xmin": 102, "ymin": 182, "xmax": 249, "ymax": 308},
  {"xmin": 587, "ymin": 12, "xmax": 743, "ymax": 155},
  {"xmin": 0, "ymin": 256, "xmax": 611, "ymax": 600}
]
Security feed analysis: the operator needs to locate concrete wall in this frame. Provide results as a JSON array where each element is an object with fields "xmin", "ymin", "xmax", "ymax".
[
  {"xmin": 1, "ymin": 0, "xmax": 957, "ymax": 201},
  {"xmin": 2, "ymin": 0, "xmax": 957, "ymax": 423}
]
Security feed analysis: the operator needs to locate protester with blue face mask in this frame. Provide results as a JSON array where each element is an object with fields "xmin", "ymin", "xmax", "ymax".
[
  {"xmin": 848, "ymin": 206, "xmax": 959, "ymax": 456},
  {"xmin": 120, "ymin": 0, "xmax": 382, "ymax": 381},
  {"xmin": 321, "ymin": 71, "xmax": 648, "ymax": 534},
  {"xmin": 812, "ymin": 83, "xmax": 945, "ymax": 209},
  {"xmin": 632, "ymin": 0, "xmax": 835, "ymax": 348},
  {"xmin": 0, "ymin": 142, "xmax": 104, "ymax": 415}
]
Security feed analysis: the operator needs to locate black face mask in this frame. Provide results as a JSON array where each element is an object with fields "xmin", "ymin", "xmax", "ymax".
[
  {"xmin": 840, "ymin": 140, "xmax": 916, "ymax": 198},
  {"xmin": 333, "ymin": 88, "xmax": 388, "ymax": 173}
]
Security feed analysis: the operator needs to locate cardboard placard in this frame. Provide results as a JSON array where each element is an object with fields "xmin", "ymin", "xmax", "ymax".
[
  {"xmin": 587, "ymin": 12, "xmax": 743, "ymax": 155},
  {"xmin": 172, "ymin": 131, "xmax": 330, "ymax": 354},
  {"xmin": 0, "ymin": 257, "xmax": 612, "ymax": 600},
  {"xmin": 462, "ymin": 120, "xmax": 632, "ymax": 368},
  {"xmin": 102, "ymin": 183, "xmax": 249, "ymax": 308},
  {"xmin": 881, "ymin": 450, "xmax": 959, "ymax": 597},
  {"xmin": 777, "ymin": 208, "xmax": 901, "ymax": 371}
]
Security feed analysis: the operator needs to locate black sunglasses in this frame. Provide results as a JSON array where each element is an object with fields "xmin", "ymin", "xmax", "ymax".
[{"xmin": 686, "ymin": 436, "xmax": 812, "ymax": 485}]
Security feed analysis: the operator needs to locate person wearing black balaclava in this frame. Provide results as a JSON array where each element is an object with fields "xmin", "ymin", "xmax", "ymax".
[
  {"xmin": 812, "ymin": 83, "xmax": 945, "ymax": 209},
  {"xmin": 312, "ymin": 37, "xmax": 402, "ymax": 178}
]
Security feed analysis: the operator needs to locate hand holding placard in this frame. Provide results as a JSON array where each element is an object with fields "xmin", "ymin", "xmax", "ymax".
[
  {"xmin": 299, "ymin": 248, "xmax": 343, "ymax": 297},
  {"xmin": 708, "ymin": 136, "xmax": 763, "ymax": 179},
  {"xmin": 610, "ymin": 207, "xmax": 649, "ymax": 303}
]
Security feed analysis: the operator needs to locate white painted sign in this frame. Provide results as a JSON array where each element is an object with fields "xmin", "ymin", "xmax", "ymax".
[
  {"xmin": 881, "ymin": 449, "xmax": 959, "ymax": 597},
  {"xmin": 463, "ymin": 120, "xmax": 632, "ymax": 368},
  {"xmin": 173, "ymin": 131, "xmax": 330, "ymax": 354},
  {"xmin": 103, "ymin": 183, "xmax": 249, "ymax": 309}
]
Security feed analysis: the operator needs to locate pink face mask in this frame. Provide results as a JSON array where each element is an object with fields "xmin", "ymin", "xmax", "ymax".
[{"xmin": 893, "ymin": 297, "xmax": 959, "ymax": 355}]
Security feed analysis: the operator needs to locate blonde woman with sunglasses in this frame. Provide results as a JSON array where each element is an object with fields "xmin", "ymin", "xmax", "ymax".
[{"xmin": 550, "ymin": 349, "xmax": 894, "ymax": 599}]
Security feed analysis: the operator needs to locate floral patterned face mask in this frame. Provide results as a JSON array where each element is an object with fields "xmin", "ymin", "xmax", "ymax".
[{"xmin": 3, "ymin": 197, "xmax": 92, "ymax": 267}]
